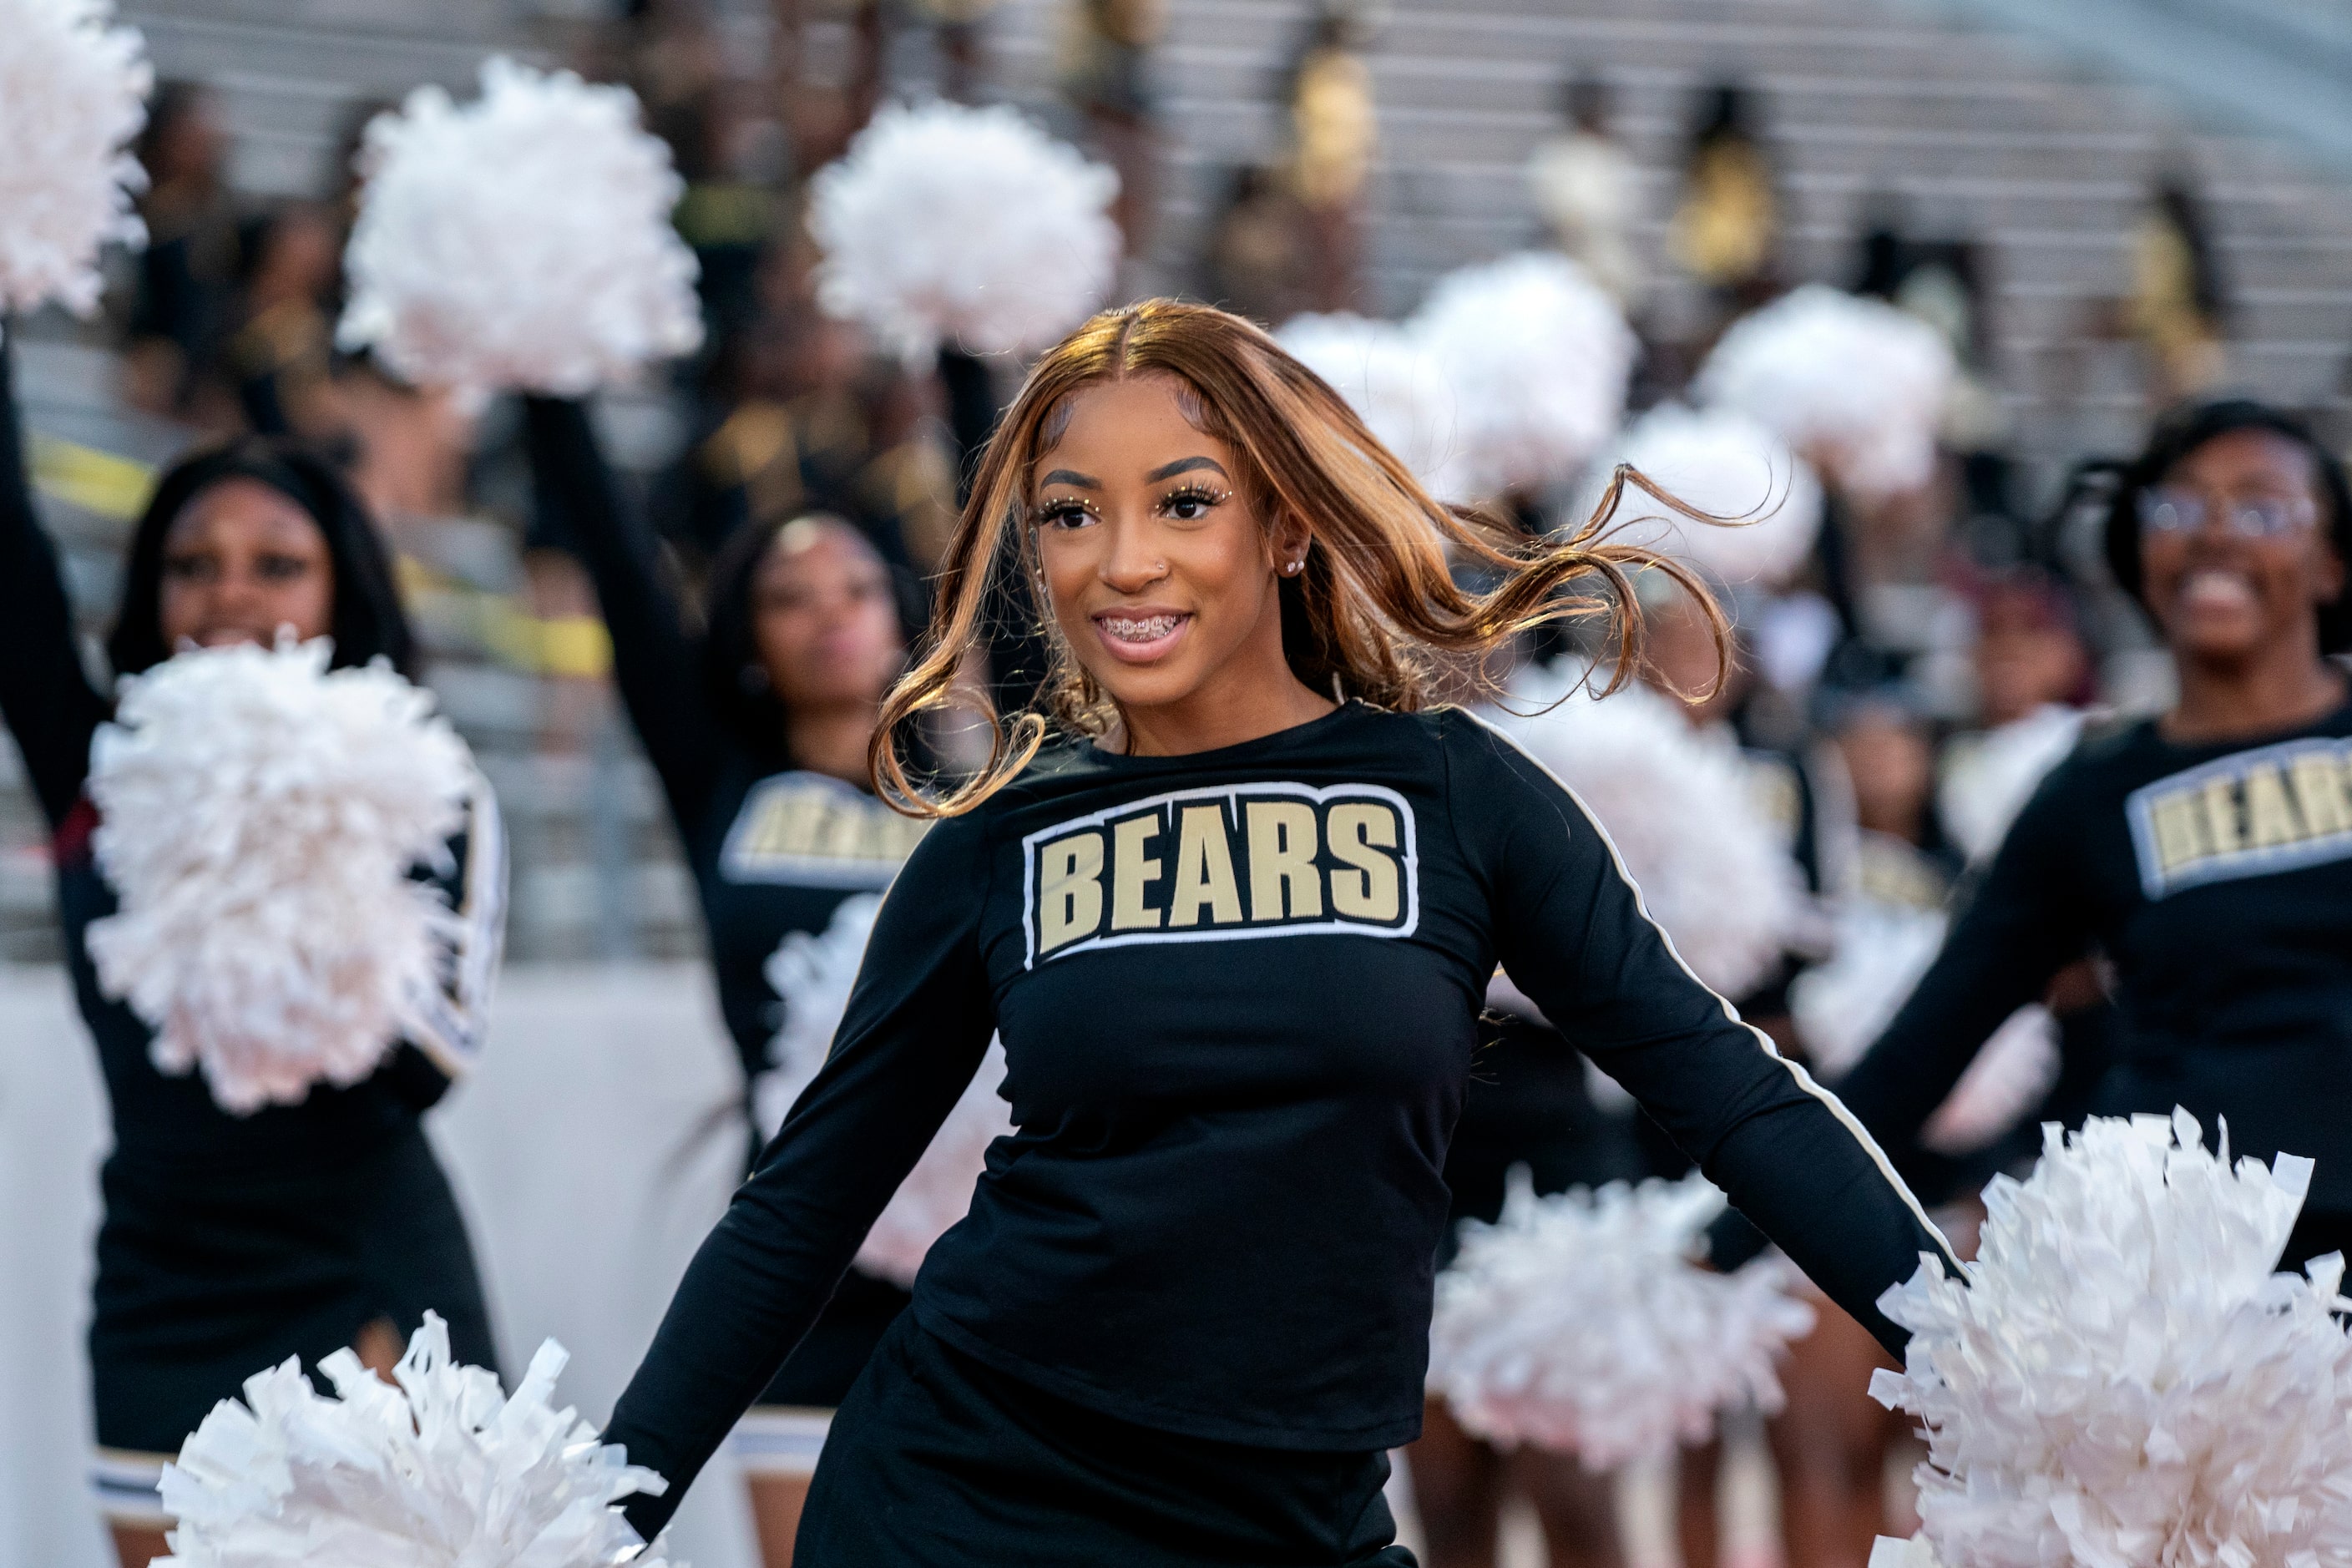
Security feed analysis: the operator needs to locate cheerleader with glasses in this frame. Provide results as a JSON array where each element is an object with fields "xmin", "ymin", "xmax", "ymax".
[
  {"xmin": 1829, "ymin": 398, "xmax": 2352, "ymax": 1272},
  {"xmin": 0, "ymin": 336, "xmax": 504, "ymax": 1568},
  {"xmin": 596, "ymin": 300, "xmax": 1960, "ymax": 1566}
]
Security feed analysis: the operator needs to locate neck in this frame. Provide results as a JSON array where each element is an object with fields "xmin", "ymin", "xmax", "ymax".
[
  {"xmin": 787, "ymin": 701, "xmax": 883, "ymax": 787},
  {"xmin": 1116, "ymin": 659, "xmax": 1337, "ymax": 758},
  {"xmin": 2166, "ymin": 637, "xmax": 2345, "ymax": 745}
]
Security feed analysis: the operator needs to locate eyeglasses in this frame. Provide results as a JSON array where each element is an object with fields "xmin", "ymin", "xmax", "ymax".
[{"xmin": 2137, "ymin": 487, "xmax": 2317, "ymax": 539}]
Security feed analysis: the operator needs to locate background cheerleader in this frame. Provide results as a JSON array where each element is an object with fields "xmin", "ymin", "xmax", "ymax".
[
  {"xmin": 1835, "ymin": 397, "xmax": 2352, "ymax": 1272},
  {"xmin": 523, "ymin": 394, "xmax": 924, "ymax": 1566},
  {"xmin": 0, "ymin": 335, "xmax": 506, "ymax": 1568}
]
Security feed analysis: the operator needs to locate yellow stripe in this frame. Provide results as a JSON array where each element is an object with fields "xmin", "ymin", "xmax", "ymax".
[{"xmin": 31, "ymin": 433, "xmax": 154, "ymax": 521}]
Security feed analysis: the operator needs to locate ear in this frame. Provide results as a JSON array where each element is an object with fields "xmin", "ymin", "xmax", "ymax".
[
  {"xmin": 2314, "ymin": 530, "xmax": 2347, "ymax": 609},
  {"xmin": 1267, "ymin": 509, "xmax": 1313, "ymax": 574}
]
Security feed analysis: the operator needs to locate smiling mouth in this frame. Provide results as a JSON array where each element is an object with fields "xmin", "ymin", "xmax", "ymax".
[
  {"xmin": 2181, "ymin": 568, "xmax": 2258, "ymax": 614},
  {"xmin": 1100, "ymin": 614, "xmax": 1185, "ymax": 642},
  {"xmin": 1090, "ymin": 609, "xmax": 1192, "ymax": 660}
]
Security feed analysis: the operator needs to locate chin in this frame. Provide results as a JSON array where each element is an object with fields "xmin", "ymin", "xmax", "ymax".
[{"xmin": 1083, "ymin": 661, "xmax": 1207, "ymax": 713}]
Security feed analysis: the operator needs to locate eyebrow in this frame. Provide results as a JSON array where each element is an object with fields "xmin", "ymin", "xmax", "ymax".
[
  {"xmin": 1039, "ymin": 468, "xmax": 1099, "ymax": 489},
  {"xmin": 1147, "ymin": 457, "xmax": 1229, "ymax": 483}
]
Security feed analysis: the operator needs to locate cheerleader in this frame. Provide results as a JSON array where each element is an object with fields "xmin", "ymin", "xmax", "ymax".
[
  {"xmin": 1834, "ymin": 398, "xmax": 2352, "ymax": 1267},
  {"xmin": 521, "ymin": 396, "xmax": 923, "ymax": 1565},
  {"xmin": 593, "ymin": 301, "xmax": 1957, "ymax": 1565},
  {"xmin": 0, "ymin": 337, "xmax": 503, "ymax": 1568}
]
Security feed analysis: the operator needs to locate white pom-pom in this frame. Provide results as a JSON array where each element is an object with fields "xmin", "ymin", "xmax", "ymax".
[
  {"xmin": 338, "ymin": 58, "xmax": 702, "ymax": 396},
  {"xmin": 1789, "ymin": 902, "xmax": 1948, "ymax": 1080},
  {"xmin": 1429, "ymin": 1171, "xmax": 1818, "ymax": 1467},
  {"xmin": 1273, "ymin": 311, "xmax": 1457, "ymax": 493},
  {"xmin": 1919, "ymin": 1004, "xmax": 2060, "ymax": 1157},
  {"xmin": 157, "ymin": 1312, "xmax": 670, "ymax": 1567},
  {"xmin": 809, "ymin": 101, "xmax": 1120, "ymax": 363},
  {"xmin": 1936, "ymin": 705, "xmax": 2084, "ymax": 864},
  {"xmin": 1870, "ymin": 1110, "xmax": 2352, "ymax": 1568},
  {"xmin": 1411, "ymin": 252, "xmax": 1633, "ymax": 498},
  {"xmin": 760, "ymin": 894, "xmax": 1011, "ymax": 1285},
  {"xmin": 85, "ymin": 639, "xmax": 476, "ymax": 1115},
  {"xmin": 1586, "ymin": 403, "xmax": 1823, "ymax": 588},
  {"xmin": 1693, "ymin": 285, "xmax": 1953, "ymax": 501},
  {"xmin": 1480, "ymin": 666, "xmax": 1797, "ymax": 999},
  {"xmin": 0, "ymin": 0, "xmax": 150, "ymax": 321}
]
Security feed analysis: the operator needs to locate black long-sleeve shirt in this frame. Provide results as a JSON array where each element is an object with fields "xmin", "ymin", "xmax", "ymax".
[
  {"xmin": 604, "ymin": 701, "xmax": 1957, "ymax": 1535},
  {"xmin": 0, "ymin": 341, "xmax": 501, "ymax": 1167},
  {"xmin": 521, "ymin": 398, "xmax": 925, "ymax": 1085},
  {"xmin": 1836, "ymin": 695, "xmax": 2352, "ymax": 1209}
]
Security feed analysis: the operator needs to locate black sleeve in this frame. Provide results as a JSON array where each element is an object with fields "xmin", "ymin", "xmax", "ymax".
[
  {"xmin": 1830, "ymin": 774, "xmax": 2091, "ymax": 1174},
  {"xmin": 603, "ymin": 812, "xmax": 997, "ymax": 1536},
  {"xmin": 1451, "ymin": 716, "xmax": 1963, "ymax": 1353},
  {"xmin": 520, "ymin": 396, "xmax": 726, "ymax": 840},
  {"xmin": 0, "ymin": 336, "xmax": 110, "ymax": 830}
]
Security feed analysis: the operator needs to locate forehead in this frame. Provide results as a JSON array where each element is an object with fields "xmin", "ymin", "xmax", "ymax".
[
  {"xmin": 1034, "ymin": 375, "xmax": 1226, "ymax": 473},
  {"xmin": 758, "ymin": 519, "xmax": 883, "ymax": 580},
  {"xmin": 165, "ymin": 477, "xmax": 323, "ymax": 544},
  {"xmin": 2167, "ymin": 427, "xmax": 2318, "ymax": 489}
]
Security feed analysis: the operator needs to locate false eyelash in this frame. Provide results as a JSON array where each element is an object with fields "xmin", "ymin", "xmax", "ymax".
[
  {"xmin": 1158, "ymin": 482, "xmax": 1231, "ymax": 513},
  {"xmin": 1030, "ymin": 495, "xmax": 1101, "ymax": 527}
]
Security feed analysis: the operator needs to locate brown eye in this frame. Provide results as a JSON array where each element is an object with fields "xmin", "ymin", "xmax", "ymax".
[
  {"xmin": 254, "ymin": 553, "xmax": 314, "ymax": 582},
  {"xmin": 161, "ymin": 552, "xmax": 217, "ymax": 584}
]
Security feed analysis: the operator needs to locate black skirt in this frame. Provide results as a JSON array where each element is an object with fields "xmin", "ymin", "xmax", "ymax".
[
  {"xmin": 798, "ymin": 1313, "xmax": 1418, "ymax": 1567},
  {"xmin": 89, "ymin": 1121, "xmax": 497, "ymax": 1454}
]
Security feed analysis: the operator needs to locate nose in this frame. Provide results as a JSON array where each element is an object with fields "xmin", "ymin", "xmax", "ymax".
[{"xmin": 1098, "ymin": 515, "xmax": 1167, "ymax": 594}]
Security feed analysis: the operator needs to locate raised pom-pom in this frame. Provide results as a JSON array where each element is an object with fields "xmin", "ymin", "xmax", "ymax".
[
  {"xmin": 157, "ymin": 1312, "xmax": 670, "ymax": 1567},
  {"xmin": 1411, "ymin": 252, "xmax": 1633, "ymax": 498},
  {"xmin": 1273, "ymin": 311, "xmax": 1458, "ymax": 494},
  {"xmin": 1935, "ymin": 704, "xmax": 2084, "ymax": 864},
  {"xmin": 1693, "ymin": 285, "xmax": 1953, "ymax": 501},
  {"xmin": 0, "ymin": 0, "xmax": 150, "ymax": 320},
  {"xmin": 1587, "ymin": 403, "xmax": 1823, "ymax": 588},
  {"xmin": 1429, "ymin": 1171, "xmax": 1818, "ymax": 1467},
  {"xmin": 339, "ymin": 58, "xmax": 702, "ymax": 396},
  {"xmin": 761, "ymin": 893, "xmax": 1010, "ymax": 1284},
  {"xmin": 1480, "ymin": 665, "xmax": 1797, "ymax": 1000},
  {"xmin": 809, "ymin": 101, "xmax": 1120, "ymax": 363},
  {"xmin": 86, "ymin": 638, "xmax": 476, "ymax": 1114},
  {"xmin": 1871, "ymin": 1110, "xmax": 2350, "ymax": 1568}
]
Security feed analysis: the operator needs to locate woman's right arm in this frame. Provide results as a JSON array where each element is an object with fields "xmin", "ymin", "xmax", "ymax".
[
  {"xmin": 520, "ymin": 396, "xmax": 726, "ymax": 835},
  {"xmin": 0, "ymin": 336, "xmax": 111, "ymax": 830},
  {"xmin": 602, "ymin": 811, "xmax": 998, "ymax": 1540}
]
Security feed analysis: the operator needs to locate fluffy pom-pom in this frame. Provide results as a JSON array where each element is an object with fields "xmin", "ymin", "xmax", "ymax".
[
  {"xmin": 85, "ymin": 638, "xmax": 475, "ymax": 1114},
  {"xmin": 1429, "ymin": 1171, "xmax": 1818, "ymax": 1466},
  {"xmin": 339, "ymin": 58, "xmax": 702, "ymax": 396},
  {"xmin": 809, "ymin": 101, "xmax": 1120, "ymax": 362},
  {"xmin": 1410, "ymin": 252, "xmax": 1633, "ymax": 498},
  {"xmin": 1273, "ymin": 311, "xmax": 1458, "ymax": 493},
  {"xmin": 1937, "ymin": 704, "xmax": 2084, "ymax": 864},
  {"xmin": 761, "ymin": 894, "xmax": 1010, "ymax": 1285},
  {"xmin": 157, "ymin": 1312, "xmax": 670, "ymax": 1567},
  {"xmin": 1479, "ymin": 665, "xmax": 1797, "ymax": 999},
  {"xmin": 1586, "ymin": 403, "xmax": 1823, "ymax": 587},
  {"xmin": 1869, "ymin": 1110, "xmax": 2352, "ymax": 1568},
  {"xmin": 0, "ymin": 0, "xmax": 149, "ymax": 322},
  {"xmin": 1693, "ymin": 284, "xmax": 1953, "ymax": 501},
  {"xmin": 1919, "ymin": 1004, "xmax": 2060, "ymax": 1157}
]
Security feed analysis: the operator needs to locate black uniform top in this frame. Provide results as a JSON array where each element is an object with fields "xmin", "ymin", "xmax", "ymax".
[
  {"xmin": 523, "ymin": 399, "xmax": 926, "ymax": 1082},
  {"xmin": 1836, "ymin": 694, "xmax": 2352, "ymax": 1210},
  {"xmin": 0, "ymin": 355, "xmax": 501, "ymax": 1173},
  {"xmin": 604, "ymin": 701, "xmax": 1957, "ymax": 1535}
]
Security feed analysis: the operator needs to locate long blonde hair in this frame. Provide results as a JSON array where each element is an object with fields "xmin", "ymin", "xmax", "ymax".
[{"xmin": 871, "ymin": 300, "xmax": 1728, "ymax": 815}]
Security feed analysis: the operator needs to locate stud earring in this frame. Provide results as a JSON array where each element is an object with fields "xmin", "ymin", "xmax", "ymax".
[{"xmin": 1282, "ymin": 559, "xmax": 1303, "ymax": 575}]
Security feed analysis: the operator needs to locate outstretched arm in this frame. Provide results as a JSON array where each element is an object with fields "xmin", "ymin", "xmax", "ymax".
[
  {"xmin": 521, "ymin": 396, "xmax": 727, "ymax": 839},
  {"xmin": 0, "ymin": 335, "xmax": 112, "ymax": 830},
  {"xmin": 1451, "ymin": 714, "xmax": 1965, "ymax": 1354},
  {"xmin": 602, "ymin": 811, "xmax": 996, "ymax": 1538}
]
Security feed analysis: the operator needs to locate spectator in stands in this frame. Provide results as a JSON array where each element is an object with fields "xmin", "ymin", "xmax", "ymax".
[
  {"xmin": 1526, "ymin": 73, "xmax": 1641, "ymax": 309},
  {"xmin": 2126, "ymin": 170, "xmax": 2230, "ymax": 405},
  {"xmin": 1201, "ymin": 164, "xmax": 1314, "ymax": 326},
  {"xmin": 1670, "ymin": 82, "xmax": 1779, "ymax": 317},
  {"xmin": 1059, "ymin": 0, "xmax": 1165, "ymax": 255},
  {"xmin": 124, "ymin": 82, "xmax": 241, "ymax": 427},
  {"xmin": 1282, "ymin": 3, "xmax": 1378, "ymax": 311},
  {"xmin": 222, "ymin": 202, "xmax": 345, "ymax": 441}
]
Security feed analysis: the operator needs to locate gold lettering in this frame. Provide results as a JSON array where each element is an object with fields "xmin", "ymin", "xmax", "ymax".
[
  {"xmin": 1038, "ymin": 832, "xmax": 1105, "ymax": 952},
  {"xmin": 2244, "ymin": 763, "xmax": 2304, "ymax": 849},
  {"xmin": 1246, "ymin": 800, "xmax": 1323, "ymax": 920},
  {"xmin": 2200, "ymin": 777, "xmax": 2245, "ymax": 857},
  {"xmin": 2147, "ymin": 790, "xmax": 2208, "ymax": 875},
  {"xmin": 1111, "ymin": 816, "xmax": 1164, "ymax": 930},
  {"xmin": 1327, "ymin": 802, "xmax": 1402, "ymax": 921},
  {"xmin": 1168, "ymin": 805, "xmax": 1244, "ymax": 927},
  {"xmin": 776, "ymin": 794, "xmax": 825, "ymax": 857},
  {"xmin": 2291, "ymin": 753, "xmax": 2352, "ymax": 837}
]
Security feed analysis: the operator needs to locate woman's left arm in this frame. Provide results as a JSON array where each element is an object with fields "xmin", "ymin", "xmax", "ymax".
[{"xmin": 1449, "ymin": 714, "xmax": 1963, "ymax": 1353}]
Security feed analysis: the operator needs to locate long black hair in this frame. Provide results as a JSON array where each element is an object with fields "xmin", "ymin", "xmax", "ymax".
[
  {"xmin": 699, "ymin": 512, "xmax": 925, "ymax": 771},
  {"xmin": 2097, "ymin": 397, "xmax": 2352, "ymax": 655},
  {"xmin": 107, "ymin": 438, "xmax": 416, "ymax": 679}
]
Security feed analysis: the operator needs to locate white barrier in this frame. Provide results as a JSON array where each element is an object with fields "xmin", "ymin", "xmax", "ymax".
[{"xmin": 0, "ymin": 963, "xmax": 760, "ymax": 1568}]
